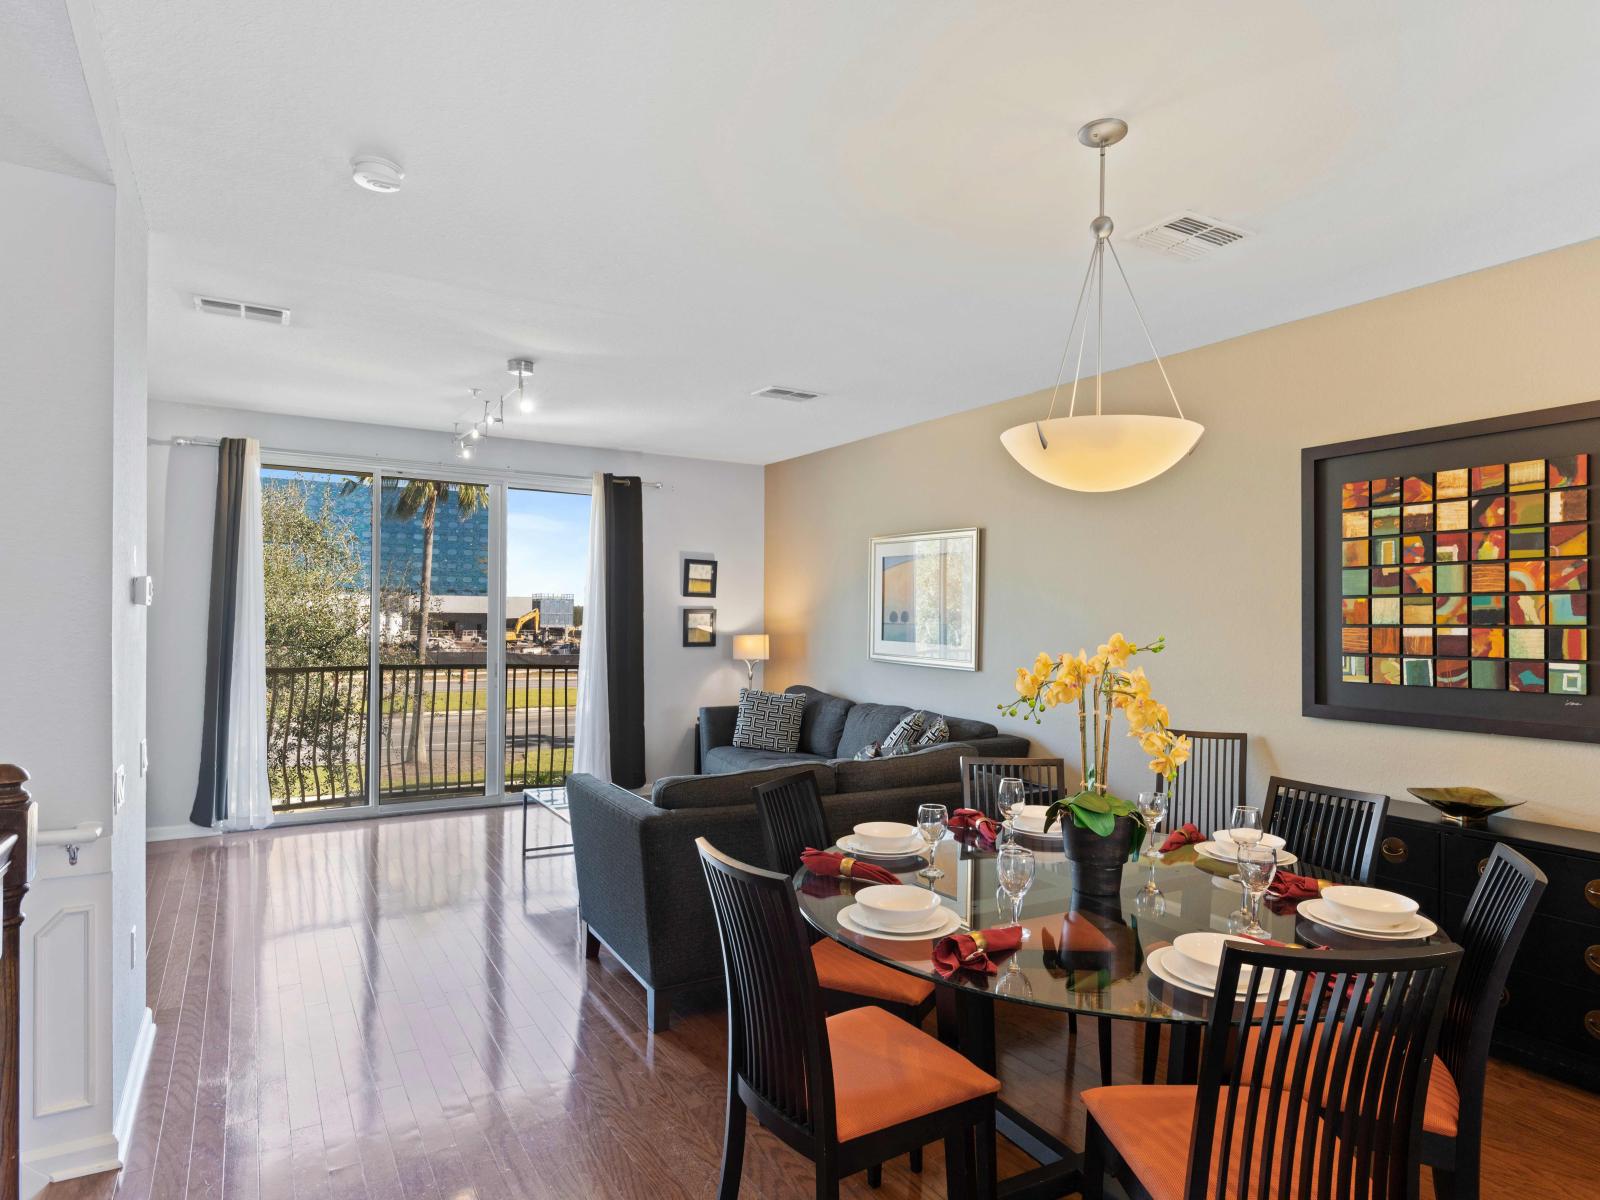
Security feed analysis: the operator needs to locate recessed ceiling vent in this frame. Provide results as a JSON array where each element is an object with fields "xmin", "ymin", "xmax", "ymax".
[
  {"xmin": 1130, "ymin": 212, "xmax": 1249, "ymax": 261},
  {"xmin": 751, "ymin": 385, "xmax": 822, "ymax": 402},
  {"xmin": 193, "ymin": 295, "xmax": 292, "ymax": 325}
]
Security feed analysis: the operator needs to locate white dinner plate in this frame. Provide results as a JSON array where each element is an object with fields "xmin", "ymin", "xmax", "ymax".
[
  {"xmin": 1195, "ymin": 841, "xmax": 1299, "ymax": 868},
  {"xmin": 1298, "ymin": 898, "xmax": 1438, "ymax": 941},
  {"xmin": 1211, "ymin": 831, "xmax": 1288, "ymax": 852},
  {"xmin": 837, "ymin": 903, "xmax": 963, "ymax": 941},
  {"xmin": 1146, "ymin": 946, "xmax": 1254, "ymax": 999},
  {"xmin": 1009, "ymin": 813, "xmax": 1060, "ymax": 836},
  {"xmin": 836, "ymin": 834, "xmax": 924, "ymax": 859}
]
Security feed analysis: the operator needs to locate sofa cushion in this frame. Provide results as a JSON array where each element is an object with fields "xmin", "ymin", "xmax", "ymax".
[
  {"xmin": 836, "ymin": 702, "xmax": 914, "ymax": 760},
  {"xmin": 732, "ymin": 688, "xmax": 805, "ymax": 752},
  {"xmin": 831, "ymin": 741, "xmax": 974, "ymax": 793},
  {"xmin": 942, "ymin": 714, "xmax": 999, "ymax": 742},
  {"xmin": 917, "ymin": 714, "xmax": 951, "ymax": 748},
  {"xmin": 654, "ymin": 760, "xmax": 836, "ymax": 810},
  {"xmin": 703, "ymin": 745, "xmax": 830, "ymax": 774},
  {"xmin": 880, "ymin": 711, "xmax": 926, "ymax": 756},
  {"xmin": 785, "ymin": 685, "xmax": 855, "ymax": 757}
]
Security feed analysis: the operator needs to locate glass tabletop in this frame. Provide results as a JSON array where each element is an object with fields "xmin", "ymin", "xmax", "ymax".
[{"xmin": 796, "ymin": 830, "xmax": 1354, "ymax": 1026}]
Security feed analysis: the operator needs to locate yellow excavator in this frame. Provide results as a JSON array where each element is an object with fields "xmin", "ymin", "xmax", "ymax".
[{"xmin": 506, "ymin": 609, "xmax": 540, "ymax": 644}]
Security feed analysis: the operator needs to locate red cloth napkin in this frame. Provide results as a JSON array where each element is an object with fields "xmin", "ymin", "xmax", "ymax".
[
  {"xmin": 1160, "ymin": 823, "xmax": 1204, "ymax": 852},
  {"xmin": 799, "ymin": 848, "xmax": 900, "ymax": 886},
  {"xmin": 932, "ymin": 925, "xmax": 1023, "ymax": 978},
  {"xmin": 948, "ymin": 808, "xmax": 1002, "ymax": 845},
  {"xmin": 1268, "ymin": 871, "xmax": 1323, "ymax": 902}
]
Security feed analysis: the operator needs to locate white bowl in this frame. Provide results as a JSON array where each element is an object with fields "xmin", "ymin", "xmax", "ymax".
[
  {"xmin": 1011, "ymin": 804, "xmax": 1055, "ymax": 830},
  {"xmin": 1170, "ymin": 932, "xmax": 1256, "ymax": 985},
  {"xmin": 852, "ymin": 884, "xmax": 943, "ymax": 930},
  {"xmin": 1212, "ymin": 830, "xmax": 1286, "ymax": 851},
  {"xmin": 1321, "ymin": 886, "xmax": 1420, "ymax": 931},
  {"xmin": 852, "ymin": 821, "xmax": 919, "ymax": 853}
]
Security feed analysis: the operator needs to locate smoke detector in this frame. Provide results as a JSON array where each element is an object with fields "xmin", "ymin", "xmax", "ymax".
[
  {"xmin": 1130, "ymin": 212, "xmax": 1249, "ymax": 261},
  {"xmin": 751, "ymin": 385, "xmax": 822, "ymax": 402},
  {"xmin": 351, "ymin": 156, "xmax": 404, "ymax": 193},
  {"xmin": 193, "ymin": 295, "xmax": 291, "ymax": 325}
]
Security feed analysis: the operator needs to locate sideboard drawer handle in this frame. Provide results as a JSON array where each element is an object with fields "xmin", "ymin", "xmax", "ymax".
[
  {"xmin": 1477, "ymin": 857, "xmax": 1490, "ymax": 876},
  {"xmin": 1381, "ymin": 837, "xmax": 1408, "ymax": 864},
  {"xmin": 1587, "ymin": 880, "xmax": 1600, "ymax": 910},
  {"xmin": 1587, "ymin": 1011, "xmax": 1600, "ymax": 1041},
  {"xmin": 1587, "ymin": 946, "xmax": 1600, "ymax": 976},
  {"xmin": 1499, "ymin": 988, "xmax": 1511, "ymax": 1011}
]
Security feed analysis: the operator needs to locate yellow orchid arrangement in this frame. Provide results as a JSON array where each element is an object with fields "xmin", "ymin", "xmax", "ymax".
[{"xmin": 1000, "ymin": 634, "xmax": 1190, "ymax": 849}]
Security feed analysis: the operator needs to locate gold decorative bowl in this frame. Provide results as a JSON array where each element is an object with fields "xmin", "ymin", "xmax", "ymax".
[{"xmin": 1406, "ymin": 787, "xmax": 1523, "ymax": 827}]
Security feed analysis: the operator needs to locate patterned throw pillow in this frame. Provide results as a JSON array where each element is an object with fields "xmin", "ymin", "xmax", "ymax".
[
  {"xmin": 732, "ymin": 688, "xmax": 805, "ymax": 753},
  {"xmin": 915, "ymin": 714, "xmax": 950, "ymax": 749},
  {"xmin": 880, "ymin": 711, "xmax": 926, "ymax": 757},
  {"xmin": 853, "ymin": 741, "xmax": 881, "ymax": 760}
]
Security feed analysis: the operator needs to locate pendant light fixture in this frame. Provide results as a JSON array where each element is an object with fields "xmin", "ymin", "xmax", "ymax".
[{"xmin": 1001, "ymin": 118, "xmax": 1204, "ymax": 492}]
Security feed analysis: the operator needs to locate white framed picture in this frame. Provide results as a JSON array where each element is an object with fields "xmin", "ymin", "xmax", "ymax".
[{"xmin": 868, "ymin": 527, "xmax": 980, "ymax": 671}]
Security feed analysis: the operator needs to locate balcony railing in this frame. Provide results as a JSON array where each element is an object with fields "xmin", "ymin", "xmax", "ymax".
[{"xmin": 266, "ymin": 661, "xmax": 577, "ymax": 811}]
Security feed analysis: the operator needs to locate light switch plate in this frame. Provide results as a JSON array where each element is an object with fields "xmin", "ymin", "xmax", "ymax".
[{"xmin": 130, "ymin": 576, "xmax": 154, "ymax": 606}]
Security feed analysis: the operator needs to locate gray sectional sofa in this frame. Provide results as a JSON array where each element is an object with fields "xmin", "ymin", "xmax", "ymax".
[{"xmin": 568, "ymin": 684, "xmax": 1027, "ymax": 1030}]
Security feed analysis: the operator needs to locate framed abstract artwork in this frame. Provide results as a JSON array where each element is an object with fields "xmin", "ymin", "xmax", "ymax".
[
  {"xmin": 682, "ymin": 606, "xmax": 716, "ymax": 647},
  {"xmin": 868, "ymin": 527, "xmax": 980, "ymax": 671},
  {"xmin": 1303, "ymin": 401, "xmax": 1598, "ymax": 743},
  {"xmin": 682, "ymin": 557, "xmax": 717, "ymax": 597}
]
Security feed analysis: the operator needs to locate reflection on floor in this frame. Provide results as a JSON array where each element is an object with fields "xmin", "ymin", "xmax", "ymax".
[{"xmin": 47, "ymin": 807, "xmax": 1598, "ymax": 1199}]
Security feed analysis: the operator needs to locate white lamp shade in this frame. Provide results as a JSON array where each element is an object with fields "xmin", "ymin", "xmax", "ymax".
[
  {"xmin": 732, "ymin": 634, "xmax": 770, "ymax": 661},
  {"xmin": 1000, "ymin": 414, "xmax": 1204, "ymax": 493}
]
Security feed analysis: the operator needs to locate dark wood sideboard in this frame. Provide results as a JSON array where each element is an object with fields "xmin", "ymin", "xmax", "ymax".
[{"xmin": 1373, "ymin": 798, "xmax": 1600, "ymax": 1093}]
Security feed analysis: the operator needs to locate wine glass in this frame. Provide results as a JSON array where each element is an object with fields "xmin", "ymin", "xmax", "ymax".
[
  {"xmin": 1227, "ymin": 804, "xmax": 1264, "ymax": 848},
  {"xmin": 996, "ymin": 844, "xmax": 1035, "ymax": 934},
  {"xmin": 994, "ymin": 955, "xmax": 1033, "ymax": 999},
  {"xmin": 916, "ymin": 803, "xmax": 948, "ymax": 880},
  {"xmin": 1135, "ymin": 790, "xmax": 1167, "ymax": 898},
  {"xmin": 1236, "ymin": 844, "xmax": 1280, "ymax": 938},
  {"xmin": 996, "ymin": 777, "xmax": 1025, "ymax": 830}
]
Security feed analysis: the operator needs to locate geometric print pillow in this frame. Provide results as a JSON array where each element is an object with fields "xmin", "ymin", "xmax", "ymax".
[
  {"xmin": 880, "ymin": 710, "xmax": 927, "ymax": 756},
  {"xmin": 914, "ymin": 713, "xmax": 950, "ymax": 749},
  {"xmin": 732, "ymin": 688, "xmax": 806, "ymax": 753}
]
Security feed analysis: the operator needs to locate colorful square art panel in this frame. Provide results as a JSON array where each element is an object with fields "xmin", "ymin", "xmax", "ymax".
[{"xmin": 1319, "ymin": 425, "xmax": 1591, "ymax": 717}]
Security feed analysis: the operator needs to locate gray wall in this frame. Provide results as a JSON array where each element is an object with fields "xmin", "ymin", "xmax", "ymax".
[
  {"xmin": 767, "ymin": 237, "xmax": 1600, "ymax": 831},
  {"xmin": 146, "ymin": 400, "xmax": 765, "ymax": 835}
]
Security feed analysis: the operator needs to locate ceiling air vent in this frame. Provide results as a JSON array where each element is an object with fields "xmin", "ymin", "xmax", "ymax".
[
  {"xmin": 1130, "ymin": 212, "xmax": 1249, "ymax": 261},
  {"xmin": 193, "ymin": 295, "xmax": 292, "ymax": 325},
  {"xmin": 751, "ymin": 385, "xmax": 822, "ymax": 402}
]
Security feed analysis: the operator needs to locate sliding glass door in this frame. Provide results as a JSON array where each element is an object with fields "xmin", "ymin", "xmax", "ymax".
[{"xmin": 262, "ymin": 462, "xmax": 587, "ymax": 817}]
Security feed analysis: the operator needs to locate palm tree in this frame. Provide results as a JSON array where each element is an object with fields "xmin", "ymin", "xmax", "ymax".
[{"xmin": 387, "ymin": 480, "xmax": 489, "ymax": 768}]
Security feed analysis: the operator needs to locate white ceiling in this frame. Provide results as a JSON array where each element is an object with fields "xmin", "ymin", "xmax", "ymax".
[
  {"xmin": 89, "ymin": 0, "xmax": 1600, "ymax": 464},
  {"xmin": 0, "ymin": 0, "xmax": 109, "ymax": 182}
]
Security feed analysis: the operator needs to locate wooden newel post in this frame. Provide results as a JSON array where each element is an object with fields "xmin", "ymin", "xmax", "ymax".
[{"xmin": 0, "ymin": 766, "xmax": 37, "ymax": 1200}]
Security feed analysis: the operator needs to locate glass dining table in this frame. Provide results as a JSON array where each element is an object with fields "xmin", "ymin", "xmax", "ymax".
[{"xmin": 794, "ymin": 827, "xmax": 1440, "ymax": 1200}]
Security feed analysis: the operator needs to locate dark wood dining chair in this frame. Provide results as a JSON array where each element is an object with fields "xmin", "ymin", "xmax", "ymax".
[
  {"xmin": 1423, "ymin": 843, "xmax": 1546, "ymax": 1200},
  {"xmin": 959, "ymin": 755, "xmax": 1069, "ymax": 819},
  {"xmin": 1084, "ymin": 940, "xmax": 1463, "ymax": 1200},
  {"xmin": 697, "ymin": 837, "xmax": 1001, "ymax": 1200},
  {"xmin": 752, "ymin": 771, "xmax": 937, "ymax": 1181},
  {"xmin": 1157, "ymin": 730, "xmax": 1247, "ymax": 836},
  {"xmin": 1260, "ymin": 775, "xmax": 1390, "ymax": 884}
]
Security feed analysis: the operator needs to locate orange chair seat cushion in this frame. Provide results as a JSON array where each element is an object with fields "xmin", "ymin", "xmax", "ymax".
[
  {"xmin": 1424, "ymin": 1056, "xmax": 1460, "ymax": 1138},
  {"xmin": 811, "ymin": 939, "xmax": 935, "ymax": 1008},
  {"xmin": 1086, "ymin": 1084, "xmax": 1343, "ymax": 1200},
  {"xmin": 825, "ymin": 1006, "xmax": 999, "ymax": 1143}
]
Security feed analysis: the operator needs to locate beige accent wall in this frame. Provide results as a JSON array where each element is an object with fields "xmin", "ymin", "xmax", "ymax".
[{"xmin": 765, "ymin": 238, "xmax": 1600, "ymax": 831}]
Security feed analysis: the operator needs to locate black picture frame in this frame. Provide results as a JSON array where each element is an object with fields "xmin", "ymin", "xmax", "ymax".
[
  {"xmin": 1303, "ymin": 400, "xmax": 1600, "ymax": 744},
  {"xmin": 682, "ymin": 606, "xmax": 716, "ymax": 648},
  {"xmin": 682, "ymin": 557, "xmax": 718, "ymax": 598}
]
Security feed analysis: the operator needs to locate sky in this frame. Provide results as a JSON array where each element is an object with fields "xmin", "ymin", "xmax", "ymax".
[{"xmin": 508, "ymin": 487, "xmax": 591, "ymax": 605}]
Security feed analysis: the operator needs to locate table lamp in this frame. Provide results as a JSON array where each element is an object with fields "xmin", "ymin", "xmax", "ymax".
[{"xmin": 732, "ymin": 633, "xmax": 770, "ymax": 687}]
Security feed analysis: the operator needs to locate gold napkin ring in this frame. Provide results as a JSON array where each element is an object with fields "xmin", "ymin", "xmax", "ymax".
[{"xmin": 840, "ymin": 856, "xmax": 857, "ymax": 878}]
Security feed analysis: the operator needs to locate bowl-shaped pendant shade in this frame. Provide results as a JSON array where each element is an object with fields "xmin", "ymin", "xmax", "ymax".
[{"xmin": 1000, "ymin": 414, "xmax": 1205, "ymax": 492}]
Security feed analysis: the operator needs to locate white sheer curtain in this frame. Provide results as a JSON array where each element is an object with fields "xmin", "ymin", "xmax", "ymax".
[
  {"xmin": 572, "ymin": 472, "xmax": 611, "ymax": 781},
  {"xmin": 217, "ymin": 438, "xmax": 272, "ymax": 831}
]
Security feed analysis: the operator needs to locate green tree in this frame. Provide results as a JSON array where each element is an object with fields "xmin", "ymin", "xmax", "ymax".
[
  {"xmin": 262, "ymin": 478, "xmax": 368, "ymax": 667},
  {"xmin": 384, "ymin": 480, "xmax": 490, "ymax": 768}
]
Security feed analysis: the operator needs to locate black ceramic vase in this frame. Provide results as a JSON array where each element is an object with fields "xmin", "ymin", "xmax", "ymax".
[{"xmin": 1062, "ymin": 812, "xmax": 1137, "ymax": 898}]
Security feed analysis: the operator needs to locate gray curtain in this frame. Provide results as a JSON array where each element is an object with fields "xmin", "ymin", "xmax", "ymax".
[
  {"xmin": 190, "ymin": 438, "xmax": 248, "ymax": 827},
  {"xmin": 603, "ymin": 474, "xmax": 645, "ymax": 787}
]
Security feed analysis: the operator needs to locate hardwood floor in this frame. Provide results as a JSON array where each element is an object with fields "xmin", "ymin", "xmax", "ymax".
[{"xmin": 45, "ymin": 806, "xmax": 1599, "ymax": 1199}]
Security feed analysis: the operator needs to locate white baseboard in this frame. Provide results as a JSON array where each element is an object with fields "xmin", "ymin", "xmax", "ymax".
[
  {"xmin": 21, "ymin": 1131, "xmax": 122, "ymax": 1195},
  {"xmin": 146, "ymin": 823, "xmax": 220, "ymax": 842},
  {"xmin": 113, "ymin": 1007, "xmax": 155, "ymax": 1156}
]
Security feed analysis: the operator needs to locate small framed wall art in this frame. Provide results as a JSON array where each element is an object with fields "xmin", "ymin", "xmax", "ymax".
[
  {"xmin": 1303, "ymin": 401, "xmax": 1598, "ymax": 743},
  {"xmin": 682, "ymin": 557, "xmax": 718, "ymax": 597},
  {"xmin": 868, "ymin": 527, "xmax": 980, "ymax": 671},
  {"xmin": 682, "ymin": 606, "xmax": 717, "ymax": 647}
]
